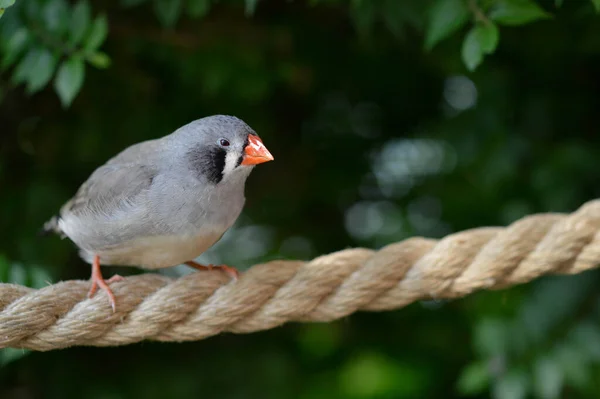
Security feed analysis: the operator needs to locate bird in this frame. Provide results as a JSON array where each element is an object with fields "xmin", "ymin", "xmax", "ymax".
[{"xmin": 41, "ymin": 115, "xmax": 274, "ymax": 312}]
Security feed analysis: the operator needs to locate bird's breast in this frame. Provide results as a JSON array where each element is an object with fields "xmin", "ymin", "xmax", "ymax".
[{"xmin": 90, "ymin": 229, "xmax": 227, "ymax": 269}]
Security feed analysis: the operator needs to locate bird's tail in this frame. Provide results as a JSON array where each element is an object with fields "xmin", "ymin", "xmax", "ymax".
[{"xmin": 38, "ymin": 215, "xmax": 63, "ymax": 237}]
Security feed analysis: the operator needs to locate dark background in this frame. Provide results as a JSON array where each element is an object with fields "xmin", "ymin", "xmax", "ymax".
[{"xmin": 1, "ymin": 0, "xmax": 600, "ymax": 398}]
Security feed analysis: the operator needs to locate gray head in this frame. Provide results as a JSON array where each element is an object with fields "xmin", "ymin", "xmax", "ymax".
[{"xmin": 167, "ymin": 115, "xmax": 274, "ymax": 185}]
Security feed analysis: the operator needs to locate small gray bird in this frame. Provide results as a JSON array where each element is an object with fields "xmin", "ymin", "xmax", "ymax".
[{"xmin": 42, "ymin": 115, "xmax": 274, "ymax": 311}]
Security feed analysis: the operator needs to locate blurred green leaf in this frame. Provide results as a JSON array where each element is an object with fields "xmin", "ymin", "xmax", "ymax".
[
  {"xmin": 54, "ymin": 56, "xmax": 85, "ymax": 107},
  {"xmin": 457, "ymin": 361, "xmax": 490, "ymax": 395},
  {"xmin": 0, "ymin": 0, "xmax": 15, "ymax": 20},
  {"xmin": 12, "ymin": 47, "xmax": 58, "ymax": 93},
  {"xmin": 480, "ymin": 24, "xmax": 500, "ymax": 53},
  {"xmin": 474, "ymin": 318, "xmax": 510, "ymax": 356},
  {"xmin": 570, "ymin": 322, "xmax": 600, "ymax": 361},
  {"xmin": 462, "ymin": 23, "xmax": 499, "ymax": 71},
  {"xmin": 555, "ymin": 343, "xmax": 591, "ymax": 389},
  {"xmin": 0, "ymin": 348, "xmax": 29, "ymax": 367},
  {"xmin": 493, "ymin": 369, "xmax": 529, "ymax": 399},
  {"xmin": 87, "ymin": 51, "xmax": 111, "ymax": 69},
  {"xmin": 490, "ymin": 0, "xmax": 551, "ymax": 26},
  {"xmin": 533, "ymin": 356, "xmax": 563, "ymax": 399},
  {"xmin": 516, "ymin": 274, "xmax": 596, "ymax": 345},
  {"xmin": 424, "ymin": 0, "xmax": 469, "ymax": 50},
  {"xmin": 27, "ymin": 49, "xmax": 58, "ymax": 93},
  {"xmin": 28, "ymin": 265, "xmax": 52, "ymax": 289},
  {"xmin": 592, "ymin": 0, "xmax": 600, "ymax": 12},
  {"xmin": 12, "ymin": 51, "xmax": 36, "ymax": 85},
  {"xmin": 153, "ymin": 0, "xmax": 182, "ymax": 27},
  {"xmin": 70, "ymin": 0, "xmax": 91, "ymax": 46},
  {"xmin": 349, "ymin": 0, "xmax": 378, "ymax": 37},
  {"xmin": 43, "ymin": 0, "xmax": 70, "ymax": 35},
  {"xmin": 350, "ymin": 0, "xmax": 377, "ymax": 37},
  {"xmin": 380, "ymin": 0, "xmax": 413, "ymax": 39},
  {"xmin": 187, "ymin": 0, "xmax": 211, "ymax": 18},
  {"xmin": 245, "ymin": 0, "xmax": 258, "ymax": 16},
  {"xmin": 9, "ymin": 263, "xmax": 27, "ymax": 285},
  {"xmin": 1, "ymin": 28, "xmax": 30, "ymax": 69},
  {"xmin": 339, "ymin": 352, "xmax": 428, "ymax": 398},
  {"xmin": 296, "ymin": 324, "xmax": 341, "ymax": 359},
  {"xmin": 0, "ymin": 257, "xmax": 50, "ymax": 288},
  {"xmin": 83, "ymin": 14, "xmax": 108, "ymax": 53},
  {"xmin": 23, "ymin": 0, "xmax": 42, "ymax": 21}
]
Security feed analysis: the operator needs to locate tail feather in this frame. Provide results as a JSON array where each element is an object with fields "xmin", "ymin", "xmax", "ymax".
[{"xmin": 38, "ymin": 215, "xmax": 64, "ymax": 237}]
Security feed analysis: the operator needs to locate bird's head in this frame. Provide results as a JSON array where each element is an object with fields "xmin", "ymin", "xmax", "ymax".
[{"xmin": 172, "ymin": 115, "xmax": 274, "ymax": 185}]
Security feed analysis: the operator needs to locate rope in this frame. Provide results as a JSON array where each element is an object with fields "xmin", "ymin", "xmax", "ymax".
[{"xmin": 2, "ymin": 200, "xmax": 600, "ymax": 351}]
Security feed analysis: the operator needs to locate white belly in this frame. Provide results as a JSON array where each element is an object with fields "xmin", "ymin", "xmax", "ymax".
[{"xmin": 80, "ymin": 231, "xmax": 224, "ymax": 269}]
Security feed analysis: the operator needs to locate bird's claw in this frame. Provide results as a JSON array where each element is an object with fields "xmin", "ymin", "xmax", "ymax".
[
  {"xmin": 185, "ymin": 261, "xmax": 239, "ymax": 280},
  {"xmin": 88, "ymin": 255, "xmax": 121, "ymax": 312}
]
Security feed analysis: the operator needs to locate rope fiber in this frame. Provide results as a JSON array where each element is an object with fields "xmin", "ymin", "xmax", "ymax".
[{"xmin": 2, "ymin": 200, "xmax": 600, "ymax": 351}]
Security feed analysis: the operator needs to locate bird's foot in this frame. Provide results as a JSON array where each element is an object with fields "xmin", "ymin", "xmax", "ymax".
[
  {"xmin": 185, "ymin": 261, "xmax": 239, "ymax": 280},
  {"xmin": 88, "ymin": 255, "xmax": 122, "ymax": 312}
]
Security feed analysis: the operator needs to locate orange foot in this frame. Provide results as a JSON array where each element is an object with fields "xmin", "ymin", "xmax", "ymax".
[
  {"xmin": 88, "ymin": 255, "xmax": 124, "ymax": 312},
  {"xmin": 185, "ymin": 261, "xmax": 239, "ymax": 280}
]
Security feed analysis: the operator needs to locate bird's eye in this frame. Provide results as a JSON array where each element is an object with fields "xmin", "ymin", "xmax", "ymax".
[{"xmin": 219, "ymin": 138, "xmax": 230, "ymax": 147}]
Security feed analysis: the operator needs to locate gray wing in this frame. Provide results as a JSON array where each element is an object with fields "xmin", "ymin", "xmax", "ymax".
[
  {"xmin": 41, "ymin": 139, "xmax": 162, "ymax": 237},
  {"xmin": 43, "ymin": 163, "xmax": 157, "ymax": 247},
  {"xmin": 66, "ymin": 138, "xmax": 165, "ymax": 218},
  {"xmin": 60, "ymin": 163, "xmax": 156, "ymax": 219}
]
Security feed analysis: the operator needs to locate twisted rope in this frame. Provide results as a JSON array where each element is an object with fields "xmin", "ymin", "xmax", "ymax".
[{"xmin": 2, "ymin": 200, "xmax": 600, "ymax": 351}]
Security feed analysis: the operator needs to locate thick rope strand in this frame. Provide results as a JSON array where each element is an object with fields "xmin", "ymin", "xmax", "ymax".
[{"xmin": 1, "ymin": 200, "xmax": 600, "ymax": 351}]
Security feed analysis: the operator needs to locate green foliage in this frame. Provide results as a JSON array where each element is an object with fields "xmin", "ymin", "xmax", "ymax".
[
  {"xmin": 493, "ymin": 369, "xmax": 529, "ymax": 399},
  {"xmin": 2, "ymin": 0, "xmax": 598, "ymax": 109},
  {"xmin": 489, "ymin": 0, "xmax": 551, "ymax": 26},
  {"xmin": 12, "ymin": 47, "xmax": 56, "ymax": 93},
  {"xmin": 83, "ymin": 14, "xmax": 108, "ymax": 53},
  {"xmin": 458, "ymin": 274, "xmax": 600, "ymax": 398},
  {"xmin": 0, "ymin": 254, "xmax": 51, "ymax": 289},
  {"xmin": 54, "ymin": 56, "xmax": 84, "ymax": 107},
  {"xmin": 0, "ymin": 0, "xmax": 109, "ymax": 106},
  {"xmin": 69, "ymin": 1, "xmax": 91, "ymax": 47},
  {"xmin": 457, "ymin": 361, "xmax": 491, "ymax": 395},
  {"xmin": 339, "ymin": 352, "xmax": 430, "ymax": 397},
  {"xmin": 0, "ymin": 348, "xmax": 29, "ymax": 367},
  {"xmin": 533, "ymin": 356, "xmax": 563, "ymax": 399},
  {"xmin": 154, "ymin": 0, "xmax": 183, "ymax": 28},
  {"xmin": 424, "ymin": 0, "xmax": 470, "ymax": 50},
  {"xmin": 187, "ymin": 0, "xmax": 211, "ymax": 18},
  {"xmin": 462, "ymin": 22, "xmax": 499, "ymax": 71},
  {"xmin": 0, "ymin": 0, "xmax": 15, "ymax": 19},
  {"xmin": 245, "ymin": 0, "xmax": 258, "ymax": 16}
]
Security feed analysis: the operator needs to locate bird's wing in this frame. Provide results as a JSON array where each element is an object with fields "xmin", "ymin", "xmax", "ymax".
[
  {"xmin": 60, "ymin": 163, "xmax": 157, "ymax": 220},
  {"xmin": 41, "ymin": 139, "xmax": 164, "ymax": 237}
]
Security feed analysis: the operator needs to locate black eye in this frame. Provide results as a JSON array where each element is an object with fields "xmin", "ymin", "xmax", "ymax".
[{"xmin": 219, "ymin": 138, "xmax": 230, "ymax": 147}]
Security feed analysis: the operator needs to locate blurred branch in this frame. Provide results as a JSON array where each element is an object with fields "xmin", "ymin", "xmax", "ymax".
[{"xmin": 468, "ymin": 0, "xmax": 491, "ymax": 25}]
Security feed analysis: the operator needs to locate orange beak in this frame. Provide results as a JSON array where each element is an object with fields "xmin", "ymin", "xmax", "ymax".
[{"xmin": 241, "ymin": 135, "xmax": 274, "ymax": 166}]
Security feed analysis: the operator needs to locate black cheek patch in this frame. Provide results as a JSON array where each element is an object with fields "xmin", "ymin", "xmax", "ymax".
[{"xmin": 186, "ymin": 145, "xmax": 227, "ymax": 184}]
